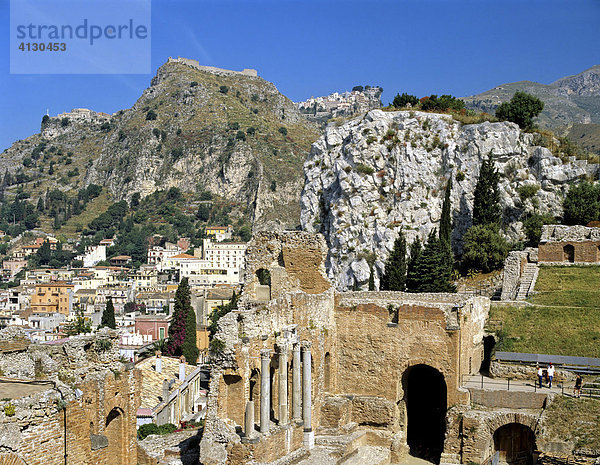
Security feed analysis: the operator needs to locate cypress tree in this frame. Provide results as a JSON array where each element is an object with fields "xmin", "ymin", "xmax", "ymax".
[
  {"xmin": 440, "ymin": 177, "xmax": 452, "ymax": 246},
  {"xmin": 182, "ymin": 305, "xmax": 199, "ymax": 365},
  {"xmin": 101, "ymin": 297, "xmax": 116, "ymax": 329},
  {"xmin": 439, "ymin": 178, "xmax": 455, "ymax": 288},
  {"xmin": 473, "ymin": 154, "xmax": 502, "ymax": 228},
  {"xmin": 405, "ymin": 237, "xmax": 422, "ymax": 292},
  {"xmin": 410, "ymin": 230, "xmax": 455, "ymax": 293},
  {"xmin": 381, "ymin": 230, "xmax": 407, "ymax": 291},
  {"xmin": 167, "ymin": 278, "xmax": 191, "ymax": 356},
  {"xmin": 368, "ymin": 264, "xmax": 375, "ymax": 291}
]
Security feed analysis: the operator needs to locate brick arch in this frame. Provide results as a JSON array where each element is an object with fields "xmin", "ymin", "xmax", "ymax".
[
  {"xmin": 477, "ymin": 412, "xmax": 538, "ymax": 463},
  {"xmin": 0, "ymin": 453, "xmax": 28, "ymax": 465}
]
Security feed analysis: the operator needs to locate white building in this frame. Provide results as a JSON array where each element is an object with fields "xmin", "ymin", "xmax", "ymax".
[
  {"xmin": 76, "ymin": 244, "xmax": 106, "ymax": 268},
  {"xmin": 201, "ymin": 239, "xmax": 246, "ymax": 271}
]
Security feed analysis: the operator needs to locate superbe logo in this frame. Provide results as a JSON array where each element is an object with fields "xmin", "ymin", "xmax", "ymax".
[{"xmin": 10, "ymin": 0, "xmax": 151, "ymax": 74}]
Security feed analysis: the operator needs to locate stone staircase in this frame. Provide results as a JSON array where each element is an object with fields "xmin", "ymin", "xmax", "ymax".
[
  {"xmin": 292, "ymin": 428, "xmax": 390, "ymax": 465},
  {"xmin": 515, "ymin": 263, "xmax": 539, "ymax": 301}
]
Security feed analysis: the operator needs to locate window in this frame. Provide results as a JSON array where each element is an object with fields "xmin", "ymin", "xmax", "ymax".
[{"xmin": 159, "ymin": 327, "xmax": 165, "ymax": 340}]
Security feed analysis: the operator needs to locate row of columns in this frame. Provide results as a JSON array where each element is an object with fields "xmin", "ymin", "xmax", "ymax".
[{"xmin": 245, "ymin": 341, "xmax": 312, "ymax": 445}]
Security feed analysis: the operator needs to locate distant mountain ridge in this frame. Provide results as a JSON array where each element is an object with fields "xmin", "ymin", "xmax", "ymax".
[{"xmin": 462, "ymin": 65, "xmax": 600, "ymax": 130}]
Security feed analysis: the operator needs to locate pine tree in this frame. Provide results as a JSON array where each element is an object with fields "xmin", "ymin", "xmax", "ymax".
[
  {"xmin": 405, "ymin": 237, "xmax": 422, "ymax": 292},
  {"xmin": 368, "ymin": 264, "xmax": 375, "ymax": 291},
  {"xmin": 101, "ymin": 297, "xmax": 116, "ymax": 329},
  {"xmin": 167, "ymin": 278, "xmax": 192, "ymax": 356},
  {"xmin": 381, "ymin": 230, "xmax": 407, "ymax": 291},
  {"xmin": 182, "ymin": 305, "xmax": 199, "ymax": 365},
  {"xmin": 36, "ymin": 197, "xmax": 44, "ymax": 212},
  {"xmin": 473, "ymin": 154, "xmax": 502, "ymax": 228}
]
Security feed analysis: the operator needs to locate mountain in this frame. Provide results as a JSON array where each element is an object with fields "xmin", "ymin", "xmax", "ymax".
[
  {"xmin": 462, "ymin": 65, "xmax": 600, "ymax": 131},
  {"xmin": 300, "ymin": 110, "xmax": 596, "ymax": 291},
  {"xmin": 0, "ymin": 58, "xmax": 320, "ymax": 233}
]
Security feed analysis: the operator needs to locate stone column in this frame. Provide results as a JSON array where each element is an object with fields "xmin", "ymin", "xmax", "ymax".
[
  {"xmin": 302, "ymin": 341, "xmax": 314, "ymax": 449},
  {"xmin": 245, "ymin": 401, "xmax": 255, "ymax": 439},
  {"xmin": 260, "ymin": 349, "xmax": 271, "ymax": 434},
  {"xmin": 278, "ymin": 344, "xmax": 289, "ymax": 425},
  {"xmin": 292, "ymin": 344, "xmax": 302, "ymax": 423}
]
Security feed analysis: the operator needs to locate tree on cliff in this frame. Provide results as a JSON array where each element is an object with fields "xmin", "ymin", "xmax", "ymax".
[
  {"xmin": 463, "ymin": 155, "xmax": 509, "ymax": 272},
  {"xmin": 473, "ymin": 154, "xmax": 502, "ymax": 228},
  {"xmin": 101, "ymin": 297, "xmax": 116, "ymax": 329},
  {"xmin": 409, "ymin": 230, "xmax": 455, "ymax": 293},
  {"xmin": 166, "ymin": 278, "xmax": 192, "ymax": 357},
  {"xmin": 495, "ymin": 91, "xmax": 544, "ymax": 130},
  {"xmin": 381, "ymin": 230, "xmax": 407, "ymax": 291},
  {"xmin": 440, "ymin": 177, "xmax": 453, "ymax": 246},
  {"xmin": 563, "ymin": 181, "xmax": 600, "ymax": 225},
  {"xmin": 405, "ymin": 237, "xmax": 422, "ymax": 291}
]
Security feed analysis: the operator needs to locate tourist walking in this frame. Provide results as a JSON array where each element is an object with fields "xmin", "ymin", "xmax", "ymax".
[
  {"xmin": 547, "ymin": 363, "xmax": 555, "ymax": 388},
  {"xmin": 537, "ymin": 364, "xmax": 543, "ymax": 388},
  {"xmin": 574, "ymin": 374, "xmax": 582, "ymax": 398}
]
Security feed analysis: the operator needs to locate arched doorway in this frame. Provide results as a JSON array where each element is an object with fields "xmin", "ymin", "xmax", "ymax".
[
  {"xmin": 403, "ymin": 364, "xmax": 447, "ymax": 464},
  {"xmin": 493, "ymin": 423, "xmax": 536, "ymax": 465},
  {"xmin": 105, "ymin": 407, "xmax": 125, "ymax": 464},
  {"xmin": 324, "ymin": 352, "xmax": 331, "ymax": 392},
  {"xmin": 563, "ymin": 244, "xmax": 574, "ymax": 263}
]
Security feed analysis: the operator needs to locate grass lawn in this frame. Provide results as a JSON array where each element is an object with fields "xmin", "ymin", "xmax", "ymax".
[
  {"xmin": 489, "ymin": 265, "xmax": 600, "ymax": 357},
  {"xmin": 544, "ymin": 396, "xmax": 600, "ymax": 449}
]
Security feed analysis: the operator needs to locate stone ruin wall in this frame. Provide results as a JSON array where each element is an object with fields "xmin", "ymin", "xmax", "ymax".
[
  {"xmin": 200, "ymin": 231, "xmax": 492, "ymax": 465},
  {"xmin": 0, "ymin": 329, "xmax": 141, "ymax": 465},
  {"xmin": 167, "ymin": 57, "xmax": 258, "ymax": 77},
  {"xmin": 539, "ymin": 224, "xmax": 600, "ymax": 264}
]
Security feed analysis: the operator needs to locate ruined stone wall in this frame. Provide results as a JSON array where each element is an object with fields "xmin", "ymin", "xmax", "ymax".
[
  {"xmin": 0, "ymin": 328, "xmax": 141, "ymax": 465},
  {"xmin": 243, "ymin": 231, "xmax": 331, "ymax": 301},
  {"xmin": 538, "ymin": 241, "xmax": 600, "ymax": 263},
  {"xmin": 333, "ymin": 292, "xmax": 487, "ymax": 407}
]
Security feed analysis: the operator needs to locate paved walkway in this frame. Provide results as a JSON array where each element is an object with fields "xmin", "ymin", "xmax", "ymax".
[{"xmin": 462, "ymin": 374, "xmax": 566, "ymax": 394}]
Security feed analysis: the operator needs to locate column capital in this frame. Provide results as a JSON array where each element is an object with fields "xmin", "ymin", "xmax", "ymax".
[
  {"xmin": 301, "ymin": 341, "xmax": 312, "ymax": 350},
  {"xmin": 260, "ymin": 349, "xmax": 272, "ymax": 359},
  {"xmin": 277, "ymin": 342, "xmax": 290, "ymax": 354}
]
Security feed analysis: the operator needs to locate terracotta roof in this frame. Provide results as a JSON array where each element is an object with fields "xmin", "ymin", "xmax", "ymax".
[
  {"xmin": 137, "ymin": 356, "xmax": 196, "ymax": 409},
  {"xmin": 111, "ymin": 255, "xmax": 131, "ymax": 261},
  {"xmin": 169, "ymin": 253, "xmax": 195, "ymax": 259}
]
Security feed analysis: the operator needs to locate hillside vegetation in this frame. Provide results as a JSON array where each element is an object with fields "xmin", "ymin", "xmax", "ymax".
[{"xmin": 0, "ymin": 59, "xmax": 320, "ymax": 234}]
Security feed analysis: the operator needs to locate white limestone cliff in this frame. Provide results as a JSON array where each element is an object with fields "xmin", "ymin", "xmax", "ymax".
[{"xmin": 300, "ymin": 110, "xmax": 596, "ymax": 291}]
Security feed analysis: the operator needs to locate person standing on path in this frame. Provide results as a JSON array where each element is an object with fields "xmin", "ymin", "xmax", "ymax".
[
  {"xmin": 547, "ymin": 363, "xmax": 555, "ymax": 388},
  {"xmin": 574, "ymin": 374, "xmax": 582, "ymax": 398},
  {"xmin": 537, "ymin": 364, "xmax": 543, "ymax": 388}
]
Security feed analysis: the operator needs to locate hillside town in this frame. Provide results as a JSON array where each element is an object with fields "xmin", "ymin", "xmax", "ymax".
[{"xmin": 0, "ymin": 226, "xmax": 245, "ymax": 358}]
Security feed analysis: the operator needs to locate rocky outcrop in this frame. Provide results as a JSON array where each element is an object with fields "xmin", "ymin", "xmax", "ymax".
[{"xmin": 300, "ymin": 110, "xmax": 597, "ymax": 291}]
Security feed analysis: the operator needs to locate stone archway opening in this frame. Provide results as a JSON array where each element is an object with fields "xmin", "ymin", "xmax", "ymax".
[
  {"xmin": 403, "ymin": 364, "xmax": 447, "ymax": 464},
  {"xmin": 493, "ymin": 423, "xmax": 536, "ymax": 465},
  {"xmin": 563, "ymin": 244, "xmax": 574, "ymax": 263},
  {"xmin": 105, "ymin": 407, "xmax": 125, "ymax": 465}
]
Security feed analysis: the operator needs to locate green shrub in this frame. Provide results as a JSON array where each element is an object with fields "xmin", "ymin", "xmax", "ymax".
[
  {"xmin": 456, "ymin": 170, "xmax": 465, "ymax": 182},
  {"xmin": 22, "ymin": 158, "xmax": 32, "ymax": 167},
  {"xmin": 146, "ymin": 110, "xmax": 157, "ymax": 121},
  {"xmin": 356, "ymin": 164, "xmax": 375, "ymax": 175},
  {"xmin": 495, "ymin": 91, "xmax": 544, "ymax": 130},
  {"xmin": 210, "ymin": 338, "xmax": 225, "ymax": 353},
  {"xmin": 462, "ymin": 225, "xmax": 509, "ymax": 273},
  {"xmin": 563, "ymin": 181, "xmax": 600, "ymax": 225},
  {"xmin": 278, "ymin": 127, "xmax": 288, "ymax": 136},
  {"xmin": 190, "ymin": 81, "xmax": 198, "ymax": 87},
  {"xmin": 219, "ymin": 85, "xmax": 229, "ymax": 94},
  {"xmin": 236, "ymin": 130, "xmax": 246, "ymax": 141},
  {"xmin": 61, "ymin": 118, "xmax": 70, "ymax": 127},
  {"xmin": 517, "ymin": 184, "xmax": 539, "ymax": 202},
  {"xmin": 523, "ymin": 212, "xmax": 555, "ymax": 245},
  {"xmin": 392, "ymin": 92, "xmax": 419, "ymax": 108},
  {"xmin": 3, "ymin": 403, "xmax": 15, "ymax": 417}
]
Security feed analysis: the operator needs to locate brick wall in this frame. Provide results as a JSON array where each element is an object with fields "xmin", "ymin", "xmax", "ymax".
[{"xmin": 538, "ymin": 241, "xmax": 600, "ymax": 263}]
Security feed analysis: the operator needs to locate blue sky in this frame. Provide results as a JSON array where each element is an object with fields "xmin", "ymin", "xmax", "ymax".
[{"xmin": 1, "ymin": 0, "xmax": 599, "ymax": 151}]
